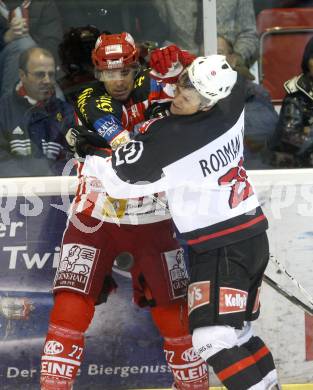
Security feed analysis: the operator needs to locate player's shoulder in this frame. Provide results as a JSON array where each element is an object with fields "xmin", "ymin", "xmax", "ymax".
[
  {"xmin": 76, "ymin": 82, "xmax": 124, "ymax": 116},
  {"xmin": 133, "ymin": 68, "xmax": 151, "ymax": 92}
]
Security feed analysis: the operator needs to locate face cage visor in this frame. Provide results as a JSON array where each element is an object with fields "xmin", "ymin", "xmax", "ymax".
[{"xmin": 97, "ymin": 65, "xmax": 139, "ymax": 81}]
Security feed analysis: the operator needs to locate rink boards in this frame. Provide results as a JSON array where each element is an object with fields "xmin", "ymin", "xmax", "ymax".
[{"xmin": 0, "ymin": 169, "xmax": 312, "ymax": 389}]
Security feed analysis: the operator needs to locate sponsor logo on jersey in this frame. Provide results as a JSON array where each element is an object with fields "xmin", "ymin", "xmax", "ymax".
[
  {"xmin": 95, "ymin": 95, "xmax": 113, "ymax": 113},
  {"xmin": 41, "ymin": 361, "xmax": 75, "ymax": 379},
  {"xmin": 44, "ymin": 340, "xmax": 64, "ymax": 355},
  {"xmin": 77, "ymin": 88, "xmax": 93, "ymax": 121},
  {"xmin": 95, "ymin": 115, "xmax": 122, "ymax": 141},
  {"xmin": 181, "ymin": 347, "xmax": 200, "ymax": 362},
  {"xmin": 162, "ymin": 248, "xmax": 189, "ymax": 300},
  {"xmin": 171, "ymin": 362, "xmax": 207, "ymax": 382},
  {"xmin": 219, "ymin": 287, "xmax": 248, "ymax": 314},
  {"xmin": 188, "ymin": 281, "xmax": 210, "ymax": 315},
  {"xmin": 54, "ymin": 243, "xmax": 99, "ymax": 294},
  {"xmin": 134, "ymin": 75, "xmax": 145, "ymax": 88}
]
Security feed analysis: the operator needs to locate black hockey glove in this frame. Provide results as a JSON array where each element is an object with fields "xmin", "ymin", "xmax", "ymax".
[
  {"xmin": 65, "ymin": 125, "xmax": 110, "ymax": 158},
  {"xmin": 144, "ymin": 102, "xmax": 171, "ymax": 120}
]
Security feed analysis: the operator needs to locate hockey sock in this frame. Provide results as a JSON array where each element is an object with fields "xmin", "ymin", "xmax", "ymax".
[
  {"xmin": 164, "ymin": 335, "xmax": 209, "ymax": 390},
  {"xmin": 41, "ymin": 324, "xmax": 84, "ymax": 390},
  {"xmin": 40, "ymin": 292, "xmax": 95, "ymax": 390},
  {"xmin": 208, "ymin": 345, "xmax": 266, "ymax": 390},
  {"xmin": 151, "ymin": 303, "xmax": 209, "ymax": 389},
  {"xmin": 242, "ymin": 336, "xmax": 278, "ymax": 388}
]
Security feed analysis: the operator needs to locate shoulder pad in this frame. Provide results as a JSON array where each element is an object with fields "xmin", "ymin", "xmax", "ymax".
[{"xmin": 284, "ymin": 75, "xmax": 302, "ymax": 94}]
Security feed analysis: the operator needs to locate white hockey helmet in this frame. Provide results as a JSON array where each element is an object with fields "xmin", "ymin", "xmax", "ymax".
[{"xmin": 188, "ymin": 55, "xmax": 237, "ymax": 103}]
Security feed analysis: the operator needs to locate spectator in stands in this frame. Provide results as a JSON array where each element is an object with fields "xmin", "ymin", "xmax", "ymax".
[
  {"xmin": 269, "ymin": 36, "xmax": 313, "ymax": 167},
  {"xmin": 0, "ymin": 47, "xmax": 75, "ymax": 177},
  {"xmin": 57, "ymin": 25, "xmax": 101, "ymax": 105},
  {"xmin": 218, "ymin": 35, "xmax": 278, "ymax": 168},
  {"xmin": 156, "ymin": 0, "xmax": 259, "ymax": 68},
  {"xmin": 0, "ymin": 0, "xmax": 62, "ymax": 96}
]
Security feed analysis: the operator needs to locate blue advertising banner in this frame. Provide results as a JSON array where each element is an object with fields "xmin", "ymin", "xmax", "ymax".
[{"xmin": 0, "ymin": 195, "xmax": 172, "ymax": 390}]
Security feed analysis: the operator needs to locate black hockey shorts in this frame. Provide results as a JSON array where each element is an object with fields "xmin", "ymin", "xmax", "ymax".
[{"xmin": 187, "ymin": 232, "xmax": 269, "ymax": 332}]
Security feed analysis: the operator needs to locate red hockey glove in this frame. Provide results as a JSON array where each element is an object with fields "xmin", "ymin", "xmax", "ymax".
[
  {"xmin": 150, "ymin": 45, "xmax": 180, "ymax": 75},
  {"xmin": 179, "ymin": 49, "xmax": 196, "ymax": 67},
  {"xmin": 150, "ymin": 45, "xmax": 195, "ymax": 83}
]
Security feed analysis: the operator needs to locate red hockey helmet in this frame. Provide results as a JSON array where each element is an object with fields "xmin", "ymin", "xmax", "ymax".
[{"xmin": 92, "ymin": 32, "xmax": 139, "ymax": 70}]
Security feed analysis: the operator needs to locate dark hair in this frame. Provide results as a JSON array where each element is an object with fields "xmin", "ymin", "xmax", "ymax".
[
  {"xmin": 19, "ymin": 47, "xmax": 54, "ymax": 72},
  {"xmin": 59, "ymin": 25, "xmax": 102, "ymax": 75},
  {"xmin": 301, "ymin": 36, "xmax": 313, "ymax": 74},
  {"xmin": 177, "ymin": 70, "xmax": 196, "ymax": 90}
]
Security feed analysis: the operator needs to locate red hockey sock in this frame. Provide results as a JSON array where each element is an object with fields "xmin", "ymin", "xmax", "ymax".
[
  {"xmin": 164, "ymin": 334, "xmax": 209, "ymax": 390},
  {"xmin": 151, "ymin": 303, "xmax": 209, "ymax": 390},
  {"xmin": 41, "ymin": 324, "xmax": 84, "ymax": 390},
  {"xmin": 40, "ymin": 292, "xmax": 95, "ymax": 390}
]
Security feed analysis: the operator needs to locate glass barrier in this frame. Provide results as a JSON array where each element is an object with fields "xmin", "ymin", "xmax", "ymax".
[{"xmin": 1, "ymin": 0, "xmax": 313, "ymax": 176}]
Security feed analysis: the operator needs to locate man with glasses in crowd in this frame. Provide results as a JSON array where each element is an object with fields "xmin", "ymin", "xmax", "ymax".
[{"xmin": 0, "ymin": 47, "xmax": 74, "ymax": 176}]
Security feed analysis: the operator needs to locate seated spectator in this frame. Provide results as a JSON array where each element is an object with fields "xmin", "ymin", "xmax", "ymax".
[
  {"xmin": 218, "ymin": 35, "xmax": 278, "ymax": 168},
  {"xmin": 0, "ymin": 47, "xmax": 75, "ymax": 177},
  {"xmin": 269, "ymin": 36, "xmax": 313, "ymax": 168},
  {"xmin": 0, "ymin": 0, "xmax": 62, "ymax": 96},
  {"xmin": 156, "ymin": 0, "xmax": 259, "ymax": 67},
  {"xmin": 57, "ymin": 25, "xmax": 101, "ymax": 105}
]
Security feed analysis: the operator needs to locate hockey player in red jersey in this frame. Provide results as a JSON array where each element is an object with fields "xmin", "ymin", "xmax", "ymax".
[
  {"xmin": 79, "ymin": 55, "xmax": 280, "ymax": 390},
  {"xmin": 40, "ymin": 32, "xmax": 209, "ymax": 390}
]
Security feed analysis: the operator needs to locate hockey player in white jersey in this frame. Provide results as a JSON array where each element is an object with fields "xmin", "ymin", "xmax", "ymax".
[{"xmin": 80, "ymin": 54, "xmax": 280, "ymax": 390}]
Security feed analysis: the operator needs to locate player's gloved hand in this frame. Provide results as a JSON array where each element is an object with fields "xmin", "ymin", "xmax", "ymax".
[
  {"xmin": 65, "ymin": 125, "xmax": 110, "ymax": 157},
  {"xmin": 144, "ymin": 102, "xmax": 171, "ymax": 120},
  {"xmin": 150, "ymin": 45, "xmax": 195, "ymax": 83}
]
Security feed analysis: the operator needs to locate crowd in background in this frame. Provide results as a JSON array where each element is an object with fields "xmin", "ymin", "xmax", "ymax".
[{"xmin": 1, "ymin": 0, "xmax": 313, "ymax": 177}]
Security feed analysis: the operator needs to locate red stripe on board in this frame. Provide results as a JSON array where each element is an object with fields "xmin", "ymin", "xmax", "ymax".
[
  {"xmin": 187, "ymin": 215, "xmax": 266, "ymax": 245},
  {"xmin": 305, "ymin": 313, "xmax": 313, "ymax": 361}
]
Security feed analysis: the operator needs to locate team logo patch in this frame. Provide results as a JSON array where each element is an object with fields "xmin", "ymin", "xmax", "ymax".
[
  {"xmin": 188, "ymin": 281, "xmax": 210, "ymax": 315},
  {"xmin": 44, "ymin": 340, "xmax": 64, "ymax": 355},
  {"xmin": 219, "ymin": 287, "xmax": 248, "ymax": 314},
  {"xmin": 54, "ymin": 244, "xmax": 99, "ymax": 293},
  {"xmin": 181, "ymin": 347, "xmax": 201, "ymax": 362},
  {"xmin": 162, "ymin": 248, "xmax": 189, "ymax": 300},
  {"xmin": 96, "ymin": 95, "xmax": 113, "ymax": 113}
]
